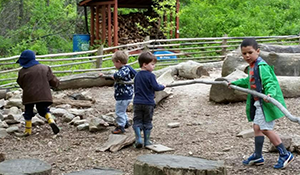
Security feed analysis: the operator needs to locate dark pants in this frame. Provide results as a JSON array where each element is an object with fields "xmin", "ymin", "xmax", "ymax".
[
  {"xmin": 133, "ymin": 104, "xmax": 154, "ymax": 130},
  {"xmin": 23, "ymin": 102, "xmax": 52, "ymax": 121}
]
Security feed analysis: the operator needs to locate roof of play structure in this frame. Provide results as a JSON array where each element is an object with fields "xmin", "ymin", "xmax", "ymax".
[{"xmin": 79, "ymin": 0, "xmax": 156, "ymax": 8}]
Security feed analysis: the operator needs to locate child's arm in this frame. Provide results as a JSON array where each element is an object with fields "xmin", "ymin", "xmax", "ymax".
[
  {"xmin": 260, "ymin": 65, "xmax": 277, "ymax": 97},
  {"xmin": 113, "ymin": 67, "xmax": 132, "ymax": 81},
  {"xmin": 47, "ymin": 67, "xmax": 60, "ymax": 88},
  {"xmin": 231, "ymin": 76, "xmax": 249, "ymax": 88},
  {"xmin": 149, "ymin": 74, "xmax": 165, "ymax": 91}
]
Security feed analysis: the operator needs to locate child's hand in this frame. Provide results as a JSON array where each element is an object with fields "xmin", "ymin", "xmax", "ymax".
[
  {"xmin": 99, "ymin": 72, "xmax": 104, "ymax": 77},
  {"xmin": 264, "ymin": 94, "xmax": 271, "ymax": 103},
  {"xmin": 227, "ymin": 82, "xmax": 232, "ymax": 89}
]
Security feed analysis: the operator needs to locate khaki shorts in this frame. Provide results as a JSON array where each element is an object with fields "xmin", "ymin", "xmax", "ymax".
[{"xmin": 253, "ymin": 101, "xmax": 275, "ymax": 130}]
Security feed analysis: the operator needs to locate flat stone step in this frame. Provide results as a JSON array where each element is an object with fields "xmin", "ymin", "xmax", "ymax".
[
  {"xmin": 0, "ymin": 159, "xmax": 51, "ymax": 175},
  {"xmin": 134, "ymin": 154, "xmax": 226, "ymax": 175},
  {"xmin": 65, "ymin": 168, "xmax": 123, "ymax": 175}
]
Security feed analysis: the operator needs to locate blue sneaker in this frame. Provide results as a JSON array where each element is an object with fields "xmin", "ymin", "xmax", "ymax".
[
  {"xmin": 243, "ymin": 154, "xmax": 264, "ymax": 166},
  {"xmin": 274, "ymin": 152, "xmax": 294, "ymax": 169}
]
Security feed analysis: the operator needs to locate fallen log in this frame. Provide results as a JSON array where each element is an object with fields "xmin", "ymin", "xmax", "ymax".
[{"xmin": 166, "ymin": 80, "xmax": 300, "ymax": 125}]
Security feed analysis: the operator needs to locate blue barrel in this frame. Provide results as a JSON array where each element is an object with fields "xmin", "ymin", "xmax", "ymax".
[
  {"xmin": 153, "ymin": 51, "xmax": 177, "ymax": 60},
  {"xmin": 73, "ymin": 34, "xmax": 90, "ymax": 52}
]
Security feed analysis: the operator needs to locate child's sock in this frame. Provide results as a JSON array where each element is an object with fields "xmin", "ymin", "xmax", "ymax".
[
  {"xmin": 254, "ymin": 136, "xmax": 264, "ymax": 158},
  {"xmin": 276, "ymin": 143, "xmax": 288, "ymax": 156}
]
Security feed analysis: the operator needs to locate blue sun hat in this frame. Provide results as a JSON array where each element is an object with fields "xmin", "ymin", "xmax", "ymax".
[{"xmin": 16, "ymin": 50, "xmax": 40, "ymax": 68}]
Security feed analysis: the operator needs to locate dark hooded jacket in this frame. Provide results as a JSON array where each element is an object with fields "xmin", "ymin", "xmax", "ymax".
[{"xmin": 16, "ymin": 50, "xmax": 60, "ymax": 104}]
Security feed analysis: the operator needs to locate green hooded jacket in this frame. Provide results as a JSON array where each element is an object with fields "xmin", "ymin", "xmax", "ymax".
[{"xmin": 231, "ymin": 59, "xmax": 286, "ymax": 122}]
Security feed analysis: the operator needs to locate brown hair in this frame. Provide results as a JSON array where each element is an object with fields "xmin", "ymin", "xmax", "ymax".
[
  {"xmin": 112, "ymin": 50, "xmax": 128, "ymax": 64},
  {"xmin": 138, "ymin": 51, "xmax": 157, "ymax": 68}
]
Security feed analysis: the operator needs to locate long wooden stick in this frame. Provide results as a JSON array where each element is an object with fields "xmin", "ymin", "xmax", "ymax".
[{"xmin": 166, "ymin": 80, "xmax": 300, "ymax": 125}]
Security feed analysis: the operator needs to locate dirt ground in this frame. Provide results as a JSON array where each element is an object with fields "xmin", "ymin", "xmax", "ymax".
[{"xmin": 1, "ymin": 68, "xmax": 300, "ymax": 175}]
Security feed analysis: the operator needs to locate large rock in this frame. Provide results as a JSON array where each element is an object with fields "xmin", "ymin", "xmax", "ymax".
[
  {"xmin": 222, "ymin": 44, "xmax": 300, "ymax": 77},
  {"xmin": 210, "ymin": 69, "xmax": 248, "ymax": 103},
  {"xmin": 0, "ymin": 159, "xmax": 51, "ymax": 175},
  {"xmin": 210, "ymin": 69, "xmax": 300, "ymax": 103},
  {"xmin": 134, "ymin": 154, "xmax": 226, "ymax": 175}
]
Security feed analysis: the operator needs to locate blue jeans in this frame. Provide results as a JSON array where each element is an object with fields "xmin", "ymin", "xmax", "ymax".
[
  {"xmin": 115, "ymin": 99, "xmax": 131, "ymax": 127},
  {"xmin": 133, "ymin": 104, "xmax": 154, "ymax": 130},
  {"xmin": 24, "ymin": 102, "xmax": 52, "ymax": 121}
]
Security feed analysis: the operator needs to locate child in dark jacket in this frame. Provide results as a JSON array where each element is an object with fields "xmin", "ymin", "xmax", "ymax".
[
  {"xmin": 109, "ymin": 50, "xmax": 137, "ymax": 134},
  {"xmin": 16, "ymin": 50, "xmax": 60, "ymax": 136},
  {"xmin": 133, "ymin": 52, "xmax": 165, "ymax": 148}
]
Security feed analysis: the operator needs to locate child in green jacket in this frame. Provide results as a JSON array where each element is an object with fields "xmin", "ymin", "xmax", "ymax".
[{"xmin": 229, "ymin": 38, "xmax": 293, "ymax": 169}]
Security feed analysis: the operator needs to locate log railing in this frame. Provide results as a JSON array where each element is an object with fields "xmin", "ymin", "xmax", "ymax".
[{"xmin": 0, "ymin": 35, "xmax": 299, "ymax": 88}]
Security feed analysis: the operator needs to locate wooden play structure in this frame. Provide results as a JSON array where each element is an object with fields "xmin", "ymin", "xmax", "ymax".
[{"xmin": 78, "ymin": 0, "xmax": 180, "ymax": 46}]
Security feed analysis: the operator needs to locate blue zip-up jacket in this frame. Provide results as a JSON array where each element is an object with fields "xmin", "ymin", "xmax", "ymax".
[
  {"xmin": 133, "ymin": 70, "xmax": 165, "ymax": 105},
  {"xmin": 113, "ymin": 65, "xmax": 137, "ymax": 100}
]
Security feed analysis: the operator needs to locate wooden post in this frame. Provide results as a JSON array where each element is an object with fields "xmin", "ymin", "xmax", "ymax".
[
  {"xmin": 170, "ymin": 12, "xmax": 173, "ymax": 38},
  {"xmin": 90, "ymin": 6, "xmax": 95, "ymax": 46},
  {"xmin": 108, "ymin": 4, "xmax": 112, "ymax": 46},
  {"xmin": 221, "ymin": 34, "xmax": 228, "ymax": 58},
  {"xmin": 143, "ymin": 36, "xmax": 150, "ymax": 52},
  {"xmin": 114, "ymin": 0, "xmax": 118, "ymax": 46},
  {"xmin": 175, "ymin": 0, "xmax": 180, "ymax": 38},
  {"xmin": 96, "ymin": 45, "xmax": 103, "ymax": 68},
  {"xmin": 96, "ymin": 6, "xmax": 100, "ymax": 43},
  {"xmin": 101, "ymin": 5, "xmax": 106, "ymax": 44}
]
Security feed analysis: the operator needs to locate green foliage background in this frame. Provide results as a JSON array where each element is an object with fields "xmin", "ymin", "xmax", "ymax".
[
  {"xmin": 1, "ymin": 0, "xmax": 300, "ymax": 57},
  {"xmin": 180, "ymin": 0, "xmax": 300, "ymax": 37}
]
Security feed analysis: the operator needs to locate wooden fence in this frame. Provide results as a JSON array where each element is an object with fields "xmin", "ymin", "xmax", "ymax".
[{"xmin": 0, "ymin": 35, "xmax": 299, "ymax": 88}]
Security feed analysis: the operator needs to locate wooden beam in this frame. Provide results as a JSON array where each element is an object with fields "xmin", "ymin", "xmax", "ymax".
[
  {"xmin": 96, "ymin": 6, "xmax": 100, "ymax": 42},
  {"xmin": 108, "ymin": 4, "xmax": 112, "ymax": 46},
  {"xmin": 114, "ymin": 0, "xmax": 118, "ymax": 46},
  {"xmin": 90, "ymin": 6, "xmax": 95, "ymax": 45},
  {"xmin": 84, "ymin": 1, "xmax": 115, "ymax": 6},
  {"xmin": 101, "ymin": 5, "xmax": 106, "ymax": 44},
  {"xmin": 79, "ymin": 0, "xmax": 93, "ymax": 6},
  {"xmin": 170, "ymin": 12, "xmax": 173, "ymax": 38}
]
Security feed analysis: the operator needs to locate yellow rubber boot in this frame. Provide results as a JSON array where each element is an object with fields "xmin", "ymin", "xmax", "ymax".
[
  {"xmin": 24, "ymin": 120, "xmax": 32, "ymax": 136},
  {"xmin": 45, "ymin": 113, "xmax": 60, "ymax": 134}
]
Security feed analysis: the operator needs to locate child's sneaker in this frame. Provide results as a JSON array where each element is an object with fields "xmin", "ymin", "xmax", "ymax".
[
  {"xmin": 242, "ymin": 154, "xmax": 264, "ymax": 166},
  {"xmin": 112, "ymin": 126, "xmax": 125, "ymax": 134},
  {"xmin": 274, "ymin": 152, "xmax": 294, "ymax": 169}
]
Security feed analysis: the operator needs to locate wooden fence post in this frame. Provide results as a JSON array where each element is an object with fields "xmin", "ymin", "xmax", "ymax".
[
  {"xmin": 143, "ymin": 36, "xmax": 150, "ymax": 51},
  {"xmin": 221, "ymin": 34, "xmax": 228, "ymax": 58},
  {"xmin": 298, "ymin": 32, "xmax": 300, "ymax": 44},
  {"xmin": 96, "ymin": 45, "xmax": 103, "ymax": 68}
]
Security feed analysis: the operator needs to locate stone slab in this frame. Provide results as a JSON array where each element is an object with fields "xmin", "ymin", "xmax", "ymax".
[{"xmin": 145, "ymin": 144, "xmax": 174, "ymax": 153}]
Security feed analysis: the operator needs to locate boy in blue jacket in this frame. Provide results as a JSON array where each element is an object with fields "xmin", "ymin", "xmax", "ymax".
[{"xmin": 133, "ymin": 52, "xmax": 165, "ymax": 148}]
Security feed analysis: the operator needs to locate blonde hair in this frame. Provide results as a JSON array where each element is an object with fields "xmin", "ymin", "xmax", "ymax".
[{"xmin": 112, "ymin": 50, "xmax": 129, "ymax": 64}]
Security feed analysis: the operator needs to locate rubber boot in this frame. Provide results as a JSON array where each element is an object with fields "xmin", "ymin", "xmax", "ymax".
[
  {"xmin": 45, "ymin": 113, "xmax": 60, "ymax": 134},
  {"xmin": 24, "ymin": 120, "xmax": 32, "ymax": 136},
  {"xmin": 133, "ymin": 127, "xmax": 143, "ymax": 148},
  {"xmin": 144, "ymin": 129, "xmax": 152, "ymax": 146}
]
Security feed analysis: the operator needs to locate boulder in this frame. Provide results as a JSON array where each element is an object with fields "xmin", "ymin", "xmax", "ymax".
[
  {"xmin": 210, "ymin": 69, "xmax": 300, "ymax": 103},
  {"xmin": 222, "ymin": 44, "xmax": 300, "ymax": 77}
]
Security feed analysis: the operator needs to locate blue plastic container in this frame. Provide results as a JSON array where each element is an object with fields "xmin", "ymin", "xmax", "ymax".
[
  {"xmin": 153, "ymin": 51, "xmax": 177, "ymax": 60},
  {"xmin": 73, "ymin": 34, "xmax": 90, "ymax": 52}
]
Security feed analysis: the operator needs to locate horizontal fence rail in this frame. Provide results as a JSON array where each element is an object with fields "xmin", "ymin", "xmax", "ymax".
[{"xmin": 0, "ymin": 35, "xmax": 299, "ymax": 88}]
